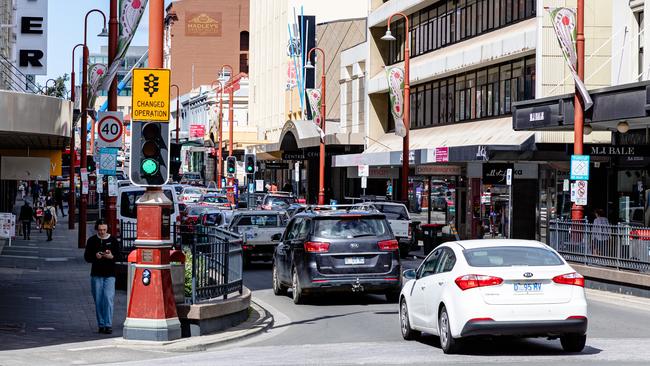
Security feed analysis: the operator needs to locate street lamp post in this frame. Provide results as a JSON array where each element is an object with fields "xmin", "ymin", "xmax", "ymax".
[
  {"xmin": 69, "ymin": 43, "xmax": 85, "ymax": 230},
  {"xmin": 78, "ymin": 9, "xmax": 108, "ymax": 248},
  {"xmin": 219, "ymin": 65, "xmax": 234, "ymax": 157},
  {"xmin": 305, "ymin": 47, "xmax": 326, "ymax": 205},
  {"xmin": 382, "ymin": 13, "xmax": 411, "ymax": 204},
  {"xmin": 571, "ymin": 0, "xmax": 586, "ymax": 221},
  {"xmin": 44, "ymin": 78, "xmax": 56, "ymax": 95},
  {"xmin": 106, "ymin": 0, "xmax": 119, "ymax": 237},
  {"xmin": 171, "ymin": 84, "xmax": 180, "ymax": 143},
  {"xmin": 211, "ymin": 80, "xmax": 224, "ymax": 186}
]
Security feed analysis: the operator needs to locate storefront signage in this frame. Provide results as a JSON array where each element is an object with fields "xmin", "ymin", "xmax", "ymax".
[
  {"xmin": 588, "ymin": 145, "xmax": 649, "ymax": 156},
  {"xmin": 482, "ymin": 163, "xmax": 513, "ymax": 185},
  {"xmin": 476, "ymin": 146, "xmax": 489, "ymax": 161},
  {"xmin": 347, "ymin": 167, "xmax": 399, "ymax": 179},
  {"xmin": 426, "ymin": 147, "xmax": 450, "ymax": 163},
  {"xmin": 415, "ymin": 165, "xmax": 461, "ymax": 176},
  {"xmin": 185, "ymin": 12, "xmax": 222, "ymax": 37},
  {"xmin": 15, "ymin": 0, "xmax": 48, "ymax": 75},
  {"xmin": 570, "ymin": 155, "xmax": 590, "ymax": 180},
  {"xmin": 264, "ymin": 162, "xmax": 289, "ymax": 170},
  {"xmin": 189, "ymin": 124, "xmax": 205, "ymax": 138},
  {"xmin": 283, "ymin": 152, "xmax": 305, "ymax": 160}
]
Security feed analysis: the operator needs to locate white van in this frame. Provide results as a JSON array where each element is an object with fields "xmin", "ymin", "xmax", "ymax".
[{"xmin": 117, "ymin": 185, "xmax": 181, "ymax": 227}]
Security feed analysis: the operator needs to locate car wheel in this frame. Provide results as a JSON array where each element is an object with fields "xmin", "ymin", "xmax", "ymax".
[
  {"xmin": 438, "ymin": 306, "xmax": 461, "ymax": 354},
  {"xmin": 560, "ymin": 333, "xmax": 586, "ymax": 352},
  {"xmin": 272, "ymin": 262, "xmax": 287, "ymax": 296},
  {"xmin": 400, "ymin": 299, "xmax": 420, "ymax": 340},
  {"xmin": 292, "ymin": 268, "xmax": 305, "ymax": 304},
  {"xmin": 385, "ymin": 291, "xmax": 400, "ymax": 303}
]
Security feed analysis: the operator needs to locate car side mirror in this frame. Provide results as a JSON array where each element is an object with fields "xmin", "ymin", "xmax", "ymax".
[
  {"xmin": 403, "ymin": 269, "xmax": 416, "ymax": 281},
  {"xmin": 411, "ymin": 220, "xmax": 421, "ymax": 227},
  {"xmin": 271, "ymin": 233, "xmax": 282, "ymax": 241}
]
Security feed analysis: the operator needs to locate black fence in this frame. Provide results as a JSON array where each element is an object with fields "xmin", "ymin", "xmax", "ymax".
[{"xmin": 118, "ymin": 221, "xmax": 243, "ymax": 304}]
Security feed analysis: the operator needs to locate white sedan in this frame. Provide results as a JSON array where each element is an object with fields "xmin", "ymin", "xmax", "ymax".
[{"xmin": 399, "ymin": 239, "xmax": 588, "ymax": 354}]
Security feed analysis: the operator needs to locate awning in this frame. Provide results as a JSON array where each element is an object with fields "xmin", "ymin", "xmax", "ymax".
[
  {"xmin": 252, "ymin": 120, "xmax": 364, "ymax": 154},
  {"xmin": 333, "ymin": 117, "xmax": 535, "ymax": 167}
]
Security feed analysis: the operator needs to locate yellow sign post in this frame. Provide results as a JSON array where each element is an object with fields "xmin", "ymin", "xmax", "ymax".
[{"xmin": 132, "ymin": 68, "xmax": 171, "ymax": 122}]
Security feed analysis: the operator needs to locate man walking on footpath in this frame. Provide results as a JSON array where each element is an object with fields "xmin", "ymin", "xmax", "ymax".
[
  {"xmin": 42, "ymin": 199, "xmax": 57, "ymax": 241},
  {"xmin": 84, "ymin": 219, "xmax": 121, "ymax": 334},
  {"xmin": 54, "ymin": 183, "xmax": 66, "ymax": 217},
  {"xmin": 18, "ymin": 201, "xmax": 34, "ymax": 240}
]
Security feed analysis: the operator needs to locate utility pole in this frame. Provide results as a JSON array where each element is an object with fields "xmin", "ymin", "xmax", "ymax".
[
  {"xmin": 106, "ymin": 0, "xmax": 118, "ymax": 237},
  {"xmin": 571, "ymin": 0, "xmax": 586, "ymax": 221}
]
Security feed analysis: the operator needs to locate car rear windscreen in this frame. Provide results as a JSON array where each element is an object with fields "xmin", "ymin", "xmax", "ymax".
[
  {"xmin": 236, "ymin": 215, "xmax": 280, "ymax": 227},
  {"xmin": 204, "ymin": 196, "xmax": 229, "ymax": 203},
  {"xmin": 373, "ymin": 204, "xmax": 409, "ymax": 220},
  {"xmin": 463, "ymin": 246, "xmax": 564, "ymax": 267},
  {"xmin": 314, "ymin": 217, "xmax": 389, "ymax": 239}
]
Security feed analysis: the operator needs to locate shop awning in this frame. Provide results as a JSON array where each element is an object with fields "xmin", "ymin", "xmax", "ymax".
[{"xmin": 252, "ymin": 120, "xmax": 364, "ymax": 154}]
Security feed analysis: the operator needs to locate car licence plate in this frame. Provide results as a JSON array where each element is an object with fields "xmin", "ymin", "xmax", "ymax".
[
  {"xmin": 344, "ymin": 257, "xmax": 364, "ymax": 265},
  {"xmin": 513, "ymin": 282, "xmax": 542, "ymax": 293}
]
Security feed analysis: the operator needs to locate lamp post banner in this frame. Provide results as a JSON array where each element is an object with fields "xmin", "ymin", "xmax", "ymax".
[
  {"xmin": 87, "ymin": 63, "xmax": 107, "ymax": 109},
  {"xmin": 306, "ymin": 88, "xmax": 325, "ymax": 141},
  {"xmin": 548, "ymin": 7, "xmax": 593, "ymax": 110},
  {"xmin": 100, "ymin": 0, "xmax": 149, "ymax": 90},
  {"xmin": 386, "ymin": 66, "xmax": 406, "ymax": 137}
]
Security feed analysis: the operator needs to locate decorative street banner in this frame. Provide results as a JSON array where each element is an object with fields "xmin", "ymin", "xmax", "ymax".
[
  {"xmin": 87, "ymin": 63, "xmax": 107, "ymax": 110},
  {"xmin": 386, "ymin": 66, "xmax": 406, "ymax": 137},
  {"xmin": 306, "ymin": 88, "xmax": 325, "ymax": 141},
  {"xmin": 100, "ymin": 0, "xmax": 149, "ymax": 91},
  {"xmin": 548, "ymin": 7, "xmax": 593, "ymax": 110}
]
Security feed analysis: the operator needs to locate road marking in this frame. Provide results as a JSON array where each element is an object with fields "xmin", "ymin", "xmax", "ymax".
[
  {"xmin": 37, "ymin": 327, "xmax": 55, "ymax": 331},
  {"xmin": 0, "ymin": 254, "xmax": 39, "ymax": 260},
  {"xmin": 44, "ymin": 258, "xmax": 69, "ymax": 262},
  {"xmin": 27, "ymin": 296, "xmax": 42, "ymax": 300},
  {"xmin": 67, "ymin": 345, "xmax": 116, "ymax": 352}
]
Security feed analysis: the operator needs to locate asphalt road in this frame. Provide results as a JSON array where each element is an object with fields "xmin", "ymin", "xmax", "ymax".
[{"xmin": 117, "ymin": 258, "xmax": 650, "ymax": 366}]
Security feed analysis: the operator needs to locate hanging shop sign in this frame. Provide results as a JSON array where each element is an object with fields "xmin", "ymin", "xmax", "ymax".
[{"xmin": 482, "ymin": 163, "xmax": 514, "ymax": 185}]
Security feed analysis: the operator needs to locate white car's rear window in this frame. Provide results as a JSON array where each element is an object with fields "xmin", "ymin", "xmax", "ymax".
[{"xmin": 463, "ymin": 246, "xmax": 563, "ymax": 267}]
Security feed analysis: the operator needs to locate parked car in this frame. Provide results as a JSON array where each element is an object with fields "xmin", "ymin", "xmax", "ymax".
[
  {"xmin": 117, "ymin": 185, "xmax": 181, "ymax": 228},
  {"xmin": 179, "ymin": 186, "xmax": 204, "ymax": 203},
  {"xmin": 272, "ymin": 209, "xmax": 402, "ymax": 304},
  {"xmin": 260, "ymin": 194, "xmax": 296, "ymax": 210},
  {"xmin": 399, "ymin": 239, "xmax": 588, "ymax": 354},
  {"xmin": 179, "ymin": 205, "xmax": 211, "ymax": 244},
  {"xmin": 200, "ymin": 193, "xmax": 233, "ymax": 209},
  {"xmin": 353, "ymin": 202, "xmax": 418, "ymax": 258},
  {"xmin": 229, "ymin": 210, "xmax": 287, "ymax": 265}
]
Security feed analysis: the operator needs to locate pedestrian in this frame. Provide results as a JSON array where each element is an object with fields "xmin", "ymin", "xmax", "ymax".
[
  {"xmin": 593, "ymin": 209, "xmax": 610, "ymax": 257},
  {"xmin": 42, "ymin": 200, "xmax": 57, "ymax": 241},
  {"xmin": 84, "ymin": 219, "xmax": 121, "ymax": 335},
  {"xmin": 18, "ymin": 182, "xmax": 25, "ymax": 199},
  {"xmin": 54, "ymin": 183, "xmax": 66, "ymax": 217},
  {"xmin": 32, "ymin": 181, "xmax": 40, "ymax": 204},
  {"xmin": 18, "ymin": 201, "xmax": 34, "ymax": 240}
]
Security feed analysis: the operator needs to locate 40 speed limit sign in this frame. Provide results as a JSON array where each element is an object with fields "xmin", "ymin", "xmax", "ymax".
[{"xmin": 96, "ymin": 112, "xmax": 124, "ymax": 149}]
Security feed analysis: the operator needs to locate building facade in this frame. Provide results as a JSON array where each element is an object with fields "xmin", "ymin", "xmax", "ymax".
[
  {"xmin": 333, "ymin": 0, "xmax": 614, "ymax": 240},
  {"xmin": 0, "ymin": 0, "xmax": 16, "ymax": 90},
  {"xmin": 164, "ymin": 0, "xmax": 249, "ymax": 95}
]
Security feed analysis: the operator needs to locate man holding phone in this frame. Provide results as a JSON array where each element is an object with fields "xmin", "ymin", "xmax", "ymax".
[{"xmin": 84, "ymin": 219, "xmax": 121, "ymax": 334}]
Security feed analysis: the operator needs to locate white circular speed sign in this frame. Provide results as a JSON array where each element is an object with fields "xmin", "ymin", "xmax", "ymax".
[{"xmin": 97, "ymin": 115, "xmax": 123, "ymax": 144}]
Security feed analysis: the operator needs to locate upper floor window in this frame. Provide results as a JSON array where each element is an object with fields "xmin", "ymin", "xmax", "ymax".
[{"xmin": 240, "ymin": 31, "xmax": 249, "ymax": 52}]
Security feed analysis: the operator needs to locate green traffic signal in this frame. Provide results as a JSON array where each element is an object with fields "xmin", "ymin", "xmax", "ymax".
[{"xmin": 142, "ymin": 158, "xmax": 159, "ymax": 175}]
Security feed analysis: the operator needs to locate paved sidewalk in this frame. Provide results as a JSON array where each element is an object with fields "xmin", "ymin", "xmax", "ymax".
[{"xmin": 0, "ymin": 197, "xmax": 127, "ymax": 351}]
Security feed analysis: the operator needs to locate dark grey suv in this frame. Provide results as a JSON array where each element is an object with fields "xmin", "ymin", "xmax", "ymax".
[{"xmin": 272, "ymin": 209, "xmax": 402, "ymax": 304}]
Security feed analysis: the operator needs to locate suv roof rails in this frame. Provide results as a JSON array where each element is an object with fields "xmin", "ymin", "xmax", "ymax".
[{"xmin": 303, "ymin": 204, "xmax": 380, "ymax": 214}]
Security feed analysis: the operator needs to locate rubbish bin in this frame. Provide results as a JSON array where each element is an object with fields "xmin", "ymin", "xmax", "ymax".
[{"xmin": 420, "ymin": 223, "xmax": 444, "ymax": 256}]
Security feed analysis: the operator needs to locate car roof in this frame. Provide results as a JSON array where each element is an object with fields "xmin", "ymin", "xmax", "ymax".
[
  {"xmin": 234, "ymin": 210, "xmax": 282, "ymax": 215},
  {"xmin": 360, "ymin": 201, "xmax": 407, "ymax": 208},
  {"xmin": 447, "ymin": 239, "xmax": 549, "ymax": 250},
  {"xmin": 295, "ymin": 209, "xmax": 383, "ymax": 218}
]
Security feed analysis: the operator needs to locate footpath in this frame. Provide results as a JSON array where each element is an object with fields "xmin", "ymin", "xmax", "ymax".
[{"xmin": 0, "ymin": 196, "xmax": 272, "ymax": 366}]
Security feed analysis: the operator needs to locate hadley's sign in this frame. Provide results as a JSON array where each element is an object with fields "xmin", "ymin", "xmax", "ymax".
[{"xmin": 185, "ymin": 12, "xmax": 222, "ymax": 37}]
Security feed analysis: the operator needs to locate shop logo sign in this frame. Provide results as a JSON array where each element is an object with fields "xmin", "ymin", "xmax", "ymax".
[
  {"xmin": 185, "ymin": 12, "xmax": 222, "ymax": 37},
  {"xmin": 476, "ymin": 146, "xmax": 488, "ymax": 161}
]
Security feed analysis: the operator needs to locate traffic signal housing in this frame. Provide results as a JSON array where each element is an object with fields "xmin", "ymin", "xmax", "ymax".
[
  {"xmin": 129, "ymin": 121, "xmax": 170, "ymax": 186},
  {"xmin": 226, "ymin": 156, "xmax": 237, "ymax": 176},
  {"xmin": 245, "ymin": 154, "xmax": 256, "ymax": 175}
]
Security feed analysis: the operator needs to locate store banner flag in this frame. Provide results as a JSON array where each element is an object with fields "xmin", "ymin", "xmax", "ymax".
[
  {"xmin": 548, "ymin": 7, "xmax": 593, "ymax": 110},
  {"xmin": 386, "ymin": 66, "xmax": 406, "ymax": 137},
  {"xmin": 87, "ymin": 63, "xmax": 107, "ymax": 112},
  {"xmin": 306, "ymin": 88, "xmax": 325, "ymax": 141},
  {"xmin": 100, "ymin": 0, "xmax": 149, "ymax": 90}
]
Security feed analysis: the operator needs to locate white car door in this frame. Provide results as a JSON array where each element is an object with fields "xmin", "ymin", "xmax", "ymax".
[
  {"xmin": 410, "ymin": 249, "xmax": 442, "ymax": 329},
  {"xmin": 423, "ymin": 248, "xmax": 457, "ymax": 330}
]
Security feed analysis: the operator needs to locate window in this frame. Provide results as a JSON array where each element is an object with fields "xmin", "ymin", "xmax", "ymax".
[
  {"xmin": 434, "ymin": 248, "xmax": 456, "ymax": 273},
  {"xmin": 240, "ymin": 31, "xmax": 249, "ymax": 51},
  {"xmin": 418, "ymin": 248, "xmax": 442, "ymax": 278},
  {"xmin": 313, "ymin": 218, "xmax": 390, "ymax": 239},
  {"xmin": 285, "ymin": 218, "xmax": 302, "ymax": 240},
  {"xmin": 386, "ymin": 0, "xmax": 537, "ymax": 64},
  {"xmin": 464, "ymin": 246, "xmax": 564, "ymax": 267},
  {"xmin": 239, "ymin": 53, "xmax": 249, "ymax": 74},
  {"xmin": 235, "ymin": 215, "xmax": 281, "ymax": 227}
]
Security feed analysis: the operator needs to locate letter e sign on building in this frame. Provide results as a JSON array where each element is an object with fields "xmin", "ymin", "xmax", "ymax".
[
  {"xmin": 132, "ymin": 68, "xmax": 171, "ymax": 122},
  {"xmin": 15, "ymin": 0, "xmax": 48, "ymax": 75}
]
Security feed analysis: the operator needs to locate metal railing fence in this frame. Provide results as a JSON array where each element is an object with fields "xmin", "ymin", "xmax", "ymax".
[
  {"xmin": 548, "ymin": 219, "xmax": 650, "ymax": 273},
  {"xmin": 0, "ymin": 54, "xmax": 41, "ymax": 93}
]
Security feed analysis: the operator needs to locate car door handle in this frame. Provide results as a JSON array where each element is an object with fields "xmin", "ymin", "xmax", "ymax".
[
  {"xmin": 420, "ymin": 285, "xmax": 426, "ymax": 290},
  {"xmin": 438, "ymin": 281, "xmax": 445, "ymax": 286}
]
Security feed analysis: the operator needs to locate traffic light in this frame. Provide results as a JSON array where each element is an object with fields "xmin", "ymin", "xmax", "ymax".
[
  {"xmin": 245, "ymin": 154, "xmax": 256, "ymax": 174},
  {"xmin": 129, "ymin": 121, "xmax": 170, "ymax": 186},
  {"xmin": 226, "ymin": 156, "xmax": 237, "ymax": 176}
]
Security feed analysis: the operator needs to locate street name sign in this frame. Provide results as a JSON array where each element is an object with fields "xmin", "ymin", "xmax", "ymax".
[
  {"xmin": 96, "ymin": 112, "xmax": 124, "ymax": 149},
  {"xmin": 570, "ymin": 155, "xmax": 590, "ymax": 180},
  {"xmin": 132, "ymin": 68, "xmax": 171, "ymax": 122}
]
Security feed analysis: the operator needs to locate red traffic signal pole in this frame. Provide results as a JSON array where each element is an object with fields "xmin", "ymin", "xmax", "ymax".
[
  {"xmin": 106, "ymin": 0, "xmax": 118, "ymax": 237},
  {"xmin": 210, "ymin": 80, "xmax": 224, "ymax": 184},
  {"xmin": 306, "ymin": 47, "xmax": 327, "ymax": 205},
  {"xmin": 571, "ymin": 0, "xmax": 586, "ymax": 221},
  {"xmin": 123, "ymin": 0, "xmax": 181, "ymax": 341}
]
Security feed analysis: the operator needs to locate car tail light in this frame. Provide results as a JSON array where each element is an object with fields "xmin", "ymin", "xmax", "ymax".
[
  {"xmin": 566, "ymin": 315, "xmax": 587, "ymax": 320},
  {"xmin": 468, "ymin": 317, "xmax": 494, "ymax": 322},
  {"xmin": 243, "ymin": 245, "xmax": 253, "ymax": 251},
  {"xmin": 455, "ymin": 274, "xmax": 503, "ymax": 290},
  {"xmin": 304, "ymin": 241, "xmax": 330, "ymax": 253},
  {"xmin": 408, "ymin": 225, "xmax": 413, "ymax": 238},
  {"xmin": 378, "ymin": 239, "xmax": 399, "ymax": 251},
  {"xmin": 552, "ymin": 272, "xmax": 585, "ymax": 287}
]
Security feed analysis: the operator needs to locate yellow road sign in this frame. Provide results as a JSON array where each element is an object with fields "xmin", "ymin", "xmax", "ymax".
[{"xmin": 132, "ymin": 68, "xmax": 171, "ymax": 122}]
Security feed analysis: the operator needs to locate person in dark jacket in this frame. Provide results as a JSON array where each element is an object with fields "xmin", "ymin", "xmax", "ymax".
[
  {"xmin": 54, "ymin": 184, "xmax": 66, "ymax": 217},
  {"xmin": 84, "ymin": 219, "xmax": 121, "ymax": 334},
  {"xmin": 18, "ymin": 201, "xmax": 34, "ymax": 240}
]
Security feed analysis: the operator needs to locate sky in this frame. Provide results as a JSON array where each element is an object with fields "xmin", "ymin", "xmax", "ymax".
[{"xmin": 36, "ymin": 0, "xmax": 173, "ymax": 89}]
